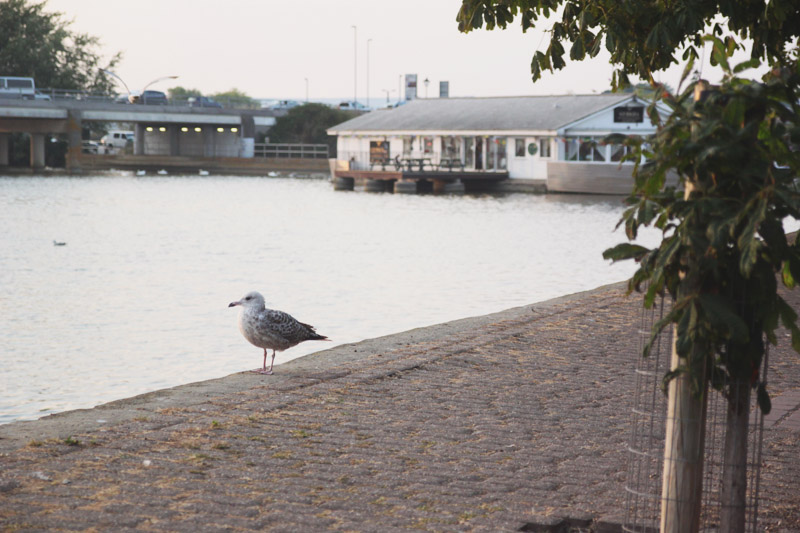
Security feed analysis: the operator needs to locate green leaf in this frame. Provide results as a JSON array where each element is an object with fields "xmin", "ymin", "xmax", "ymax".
[
  {"xmin": 697, "ymin": 293, "xmax": 749, "ymax": 344},
  {"xmin": 679, "ymin": 53, "xmax": 696, "ymax": 88},
  {"xmin": 782, "ymin": 261, "xmax": 796, "ymax": 288},
  {"xmin": 603, "ymin": 243, "xmax": 650, "ymax": 262}
]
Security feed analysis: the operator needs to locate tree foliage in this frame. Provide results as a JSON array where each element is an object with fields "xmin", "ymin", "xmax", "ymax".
[
  {"xmin": 457, "ymin": 0, "xmax": 800, "ymax": 88},
  {"xmin": 457, "ymin": 1, "xmax": 800, "ymax": 412},
  {"xmin": 603, "ymin": 42, "xmax": 800, "ymax": 410},
  {"xmin": 268, "ymin": 103, "xmax": 357, "ymax": 153},
  {"xmin": 0, "ymin": 0, "xmax": 120, "ymax": 92},
  {"xmin": 210, "ymin": 88, "xmax": 259, "ymax": 109},
  {"xmin": 167, "ymin": 86, "xmax": 202, "ymax": 100}
]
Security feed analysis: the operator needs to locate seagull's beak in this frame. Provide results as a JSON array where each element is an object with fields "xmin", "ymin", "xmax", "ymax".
[{"xmin": 228, "ymin": 300, "xmax": 241, "ymax": 308}]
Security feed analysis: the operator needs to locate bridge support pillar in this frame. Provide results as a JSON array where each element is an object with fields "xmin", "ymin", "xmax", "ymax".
[
  {"xmin": 134, "ymin": 124, "xmax": 145, "ymax": 155},
  {"xmin": 203, "ymin": 127, "xmax": 215, "ymax": 157},
  {"xmin": 65, "ymin": 109, "xmax": 82, "ymax": 174},
  {"xmin": 0, "ymin": 133, "xmax": 8, "ymax": 166},
  {"xmin": 169, "ymin": 125, "xmax": 179, "ymax": 156},
  {"xmin": 394, "ymin": 180, "xmax": 417, "ymax": 194},
  {"xmin": 240, "ymin": 114, "xmax": 255, "ymax": 158},
  {"xmin": 30, "ymin": 133, "xmax": 45, "ymax": 169}
]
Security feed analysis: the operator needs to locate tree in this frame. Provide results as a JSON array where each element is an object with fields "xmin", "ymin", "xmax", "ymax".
[
  {"xmin": 210, "ymin": 88, "xmax": 259, "ymax": 109},
  {"xmin": 0, "ymin": 0, "xmax": 121, "ymax": 92},
  {"xmin": 458, "ymin": 2, "xmax": 800, "ymax": 530},
  {"xmin": 267, "ymin": 103, "xmax": 357, "ymax": 155},
  {"xmin": 457, "ymin": 0, "xmax": 800, "ymax": 89},
  {"xmin": 167, "ymin": 86, "xmax": 202, "ymax": 101}
]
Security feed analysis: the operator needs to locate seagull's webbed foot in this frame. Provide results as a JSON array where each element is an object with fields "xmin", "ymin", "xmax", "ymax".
[{"xmin": 250, "ymin": 368, "xmax": 274, "ymax": 375}]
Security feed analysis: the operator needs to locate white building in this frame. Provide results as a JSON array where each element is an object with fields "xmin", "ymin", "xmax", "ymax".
[{"xmin": 327, "ymin": 94, "xmax": 664, "ymax": 194}]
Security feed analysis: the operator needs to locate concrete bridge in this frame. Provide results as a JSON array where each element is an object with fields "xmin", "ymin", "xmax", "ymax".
[{"xmin": 0, "ymin": 98, "xmax": 281, "ymax": 172}]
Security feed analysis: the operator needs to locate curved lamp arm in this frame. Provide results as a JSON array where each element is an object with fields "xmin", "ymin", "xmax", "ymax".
[
  {"xmin": 142, "ymin": 75, "xmax": 179, "ymax": 92},
  {"xmin": 99, "ymin": 68, "xmax": 131, "ymax": 94}
]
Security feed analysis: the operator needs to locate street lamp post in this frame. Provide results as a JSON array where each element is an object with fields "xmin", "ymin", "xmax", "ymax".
[
  {"xmin": 424, "ymin": 77, "xmax": 429, "ymax": 98},
  {"xmin": 366, "ymin": 38, "xmax": 372, "ymax": 110},
  {"xmin": 100, "ymin": 69, "xmax": 178, "ymax": 103},
  {"xmin": 351, "ymin": 25, "xmax": 357, "ymax": 107}
]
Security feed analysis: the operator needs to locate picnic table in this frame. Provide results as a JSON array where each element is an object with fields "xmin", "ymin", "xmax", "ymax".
[
  {"xmin": 401, "ymin": 157, "xmax": 434, "ymax": 172},
  {"xmin": 369, "ymin": 157, "xmax": 394, "ymax": 171},
  {"xmin": 437, "ymin": 157, "xmax": 465, "ymax": 171}
]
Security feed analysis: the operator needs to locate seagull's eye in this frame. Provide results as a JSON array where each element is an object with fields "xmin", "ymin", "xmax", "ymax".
[{"xmin": 245, "ymin": 296, "xmax": 251, "ymax": 301}]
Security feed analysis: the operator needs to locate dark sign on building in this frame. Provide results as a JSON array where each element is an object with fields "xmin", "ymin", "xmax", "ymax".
[{"xmin": 614, "ymin": 106, "xmax": 644, "ymax": 123}]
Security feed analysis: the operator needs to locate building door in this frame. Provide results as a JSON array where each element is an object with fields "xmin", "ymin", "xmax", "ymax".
[{"xmin": 475, "ymin": 136, "xmax": 483, "ymax": 170}]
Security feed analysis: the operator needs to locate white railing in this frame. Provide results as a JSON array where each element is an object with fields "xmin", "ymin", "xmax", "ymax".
[
  {"xmin": 337, "ymin": 151, "xmax": 506, "ymax": 172},
  {"xmin": 253, "ymin": 143, "xmax": 329, "ymax": 159}
]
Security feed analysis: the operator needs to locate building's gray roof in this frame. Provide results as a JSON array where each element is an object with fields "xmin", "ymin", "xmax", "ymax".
[{"xmin": 327, "ymin": 94, "xmax": 635, "ymax": 133}]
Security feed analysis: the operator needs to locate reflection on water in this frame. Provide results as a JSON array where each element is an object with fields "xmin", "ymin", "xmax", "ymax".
[{"xmin": 0, "ymin": 174, "xmax": 655, "ymax": 423}]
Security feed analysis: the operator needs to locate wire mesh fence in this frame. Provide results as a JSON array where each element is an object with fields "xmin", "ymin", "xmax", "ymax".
[{"xmin": 623, "ymin": 295, "xmax": 766, "ymax": 532}]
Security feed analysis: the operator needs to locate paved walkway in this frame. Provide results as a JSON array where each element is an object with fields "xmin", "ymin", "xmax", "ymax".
[{"xmin": 1, "ymin": 283, "xmax": 798, "ymax": 531}]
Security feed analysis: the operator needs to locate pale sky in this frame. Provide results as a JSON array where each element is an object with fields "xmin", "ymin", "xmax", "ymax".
[{"xmin": 46, "ymin": 0, "xmax": 756, "ymax": 104}]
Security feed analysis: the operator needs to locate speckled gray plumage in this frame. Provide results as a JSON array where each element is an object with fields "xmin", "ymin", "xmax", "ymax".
[
  {"xmin": 239, "ymin": 307, "xmax": 325, "ymax": 351},
  {"xmin": 229, "ymin": 291, "xmax": 328, "ymax": 374}
]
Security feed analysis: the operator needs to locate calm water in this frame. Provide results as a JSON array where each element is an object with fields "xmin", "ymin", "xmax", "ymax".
[{"xmin": 1, "ymin": 173, "xmax": 657, "ymax": 424}]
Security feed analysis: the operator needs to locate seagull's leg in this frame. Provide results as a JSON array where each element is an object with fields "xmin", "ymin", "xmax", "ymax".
[
  {"xmin": 251, "ymin": 348, "xmax": 275, "ymax": 375},
  {"xmin": 268, "ymin": 350, "xmax": 276, "ymax": 374},
  {"xmin": 251, "ymin": 348, "xmax": 272, "ymax": 375}
]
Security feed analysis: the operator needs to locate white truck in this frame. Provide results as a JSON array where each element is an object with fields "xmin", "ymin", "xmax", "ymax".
[
  {"xmin": 99, "ymin": 130, "xmax": 134, "ymax": 153},
  {"xmin": 0, "ymin": 76, "xmax": 36, "ymax": 99}
]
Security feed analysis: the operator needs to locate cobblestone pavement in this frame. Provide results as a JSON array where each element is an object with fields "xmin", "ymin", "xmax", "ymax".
[{"xmin": 1, "ymin": 283, "xmax": 798, "ymax": 531}]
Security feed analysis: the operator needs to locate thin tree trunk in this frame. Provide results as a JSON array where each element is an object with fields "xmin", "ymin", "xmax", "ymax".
[{"xmin": 720, "ymin": 378, "xmax": 751, "ymax": 533}]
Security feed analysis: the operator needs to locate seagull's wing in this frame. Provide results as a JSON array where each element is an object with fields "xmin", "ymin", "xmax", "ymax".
[{"xmin": 262, "ymin": 309, "xmax": 308, "ymax": 341}]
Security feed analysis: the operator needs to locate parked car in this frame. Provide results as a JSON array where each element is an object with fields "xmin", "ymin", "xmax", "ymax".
[
  {"xmin": 139, "ymin": 90, "xmax": 168, "ymax": 105},
  {"xmin": 81, "ymin": 141, "xmax": 99, "ymax": 154},
  {"xmin": 0, "ymin": 76, "xmax": 36, "ymax": 99},
  {"xmin": 337, "ymin": 101, "xmax": 370, "ymax": 111},
  {"xmin": 189, "ymin": 96, "xmax": 222, "ymax": 108}
]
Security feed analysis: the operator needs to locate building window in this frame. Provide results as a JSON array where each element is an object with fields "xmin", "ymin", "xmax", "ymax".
[
  {"xmin": 539, "ymin": 138, "xmax": 551, "ymax": 158},
  {"xmin": 403, "ymin": 136, "xmax": 414, "ymax": 156},
  {"xmin": 423, "ymin": 137, "xmax": 433, "ymax": 154},
  {"xmin": 441, "ymin": 136, "xmax": 458, "ymax": 158},
  {"xmin": 610, "ymin": 144, "xmax": 630, "ymax": 162},
  {"xmin": 486, "ymin": 136, "xmax": 507, "ymax": 170},
  {"xmin": 515, "ymin": 138, "xmax": 525, "ymax": 157},
  {"xmin": 464, "ymin": 137, "xmax": 474, "ymax": 167},
  {"xmin": 369, "ymin": 141, "xmax": 389, "ymax": 163},
  {"xmin": 577, "ymin": 137, "xmax": 606, "ymax": 162}
]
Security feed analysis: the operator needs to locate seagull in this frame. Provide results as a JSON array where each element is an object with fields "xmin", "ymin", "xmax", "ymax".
[{"xmin": 228, "ymin": 291, "xmax": 329, "ymax": 375}]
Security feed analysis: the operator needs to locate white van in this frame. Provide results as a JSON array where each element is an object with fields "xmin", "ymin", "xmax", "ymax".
[
  {"xmin": 0, "ymin": 76, "xmax": 36, "ymax": 99},
  {"xmin": 100, "ymin": 130, "xmax": 134, "ymax": 152}
]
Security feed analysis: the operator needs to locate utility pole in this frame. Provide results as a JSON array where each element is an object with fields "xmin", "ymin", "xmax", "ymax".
[
  {"xmin": 366, "ymin": 38, "xmax": 372, "ymax": 109},
  {"xmin": 351, "ymin": 25, "xmax": 357, "ymax": 106}
]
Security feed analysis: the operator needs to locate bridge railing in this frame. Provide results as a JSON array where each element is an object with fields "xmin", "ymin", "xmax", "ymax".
[
  {"xmin": 33, "ymin": 88, "xmax": 265, "ymax": 109},
  {"xmin": 254, "ymin": 143, "xmax": 329, "ymax": 159}
]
